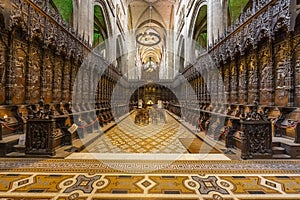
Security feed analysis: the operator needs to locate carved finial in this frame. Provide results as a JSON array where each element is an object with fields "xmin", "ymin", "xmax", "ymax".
[
  {"xmin": 39, "ymin": 96, "xmax": 44, "ymax": 107},
  {"xmin": 240, "ymin": 107, "xmax": 246, "ymax": 120},
  {"xmin": 253, "ymin": 98, "xmax": 259, "ymax": 111}
]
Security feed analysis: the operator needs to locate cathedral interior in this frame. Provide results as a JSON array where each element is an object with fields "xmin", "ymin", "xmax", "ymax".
[{"xmin": 0, "ymin": 0, "xmax": 300, "ymax": 199}]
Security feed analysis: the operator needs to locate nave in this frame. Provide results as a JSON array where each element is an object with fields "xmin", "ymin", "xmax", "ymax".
[{"xmin": 1, "ymin": 0, "xmax": 300, "ymax": 199}]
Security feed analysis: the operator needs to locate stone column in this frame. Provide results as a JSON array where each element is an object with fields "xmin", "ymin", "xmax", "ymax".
[
  {"xmin": 207, "ymin": 0, "xmax": 228, "ymax": 45},
  {"xmin": 73, "ymin": 0, "xmax": 94, "ymax": 46}
]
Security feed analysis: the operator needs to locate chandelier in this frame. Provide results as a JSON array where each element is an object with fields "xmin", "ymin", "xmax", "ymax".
[{"xmin": 136, "ymin": 3, "xmax": 161, "ymax": 46}]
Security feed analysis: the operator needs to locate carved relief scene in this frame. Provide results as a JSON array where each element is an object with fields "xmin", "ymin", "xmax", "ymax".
[
  {"xmin": 12, "ymin": 41, "xmax": 27, "ymax": 105},
  {"xmin": 43, "ymin": 52, "xmax": 53, "ymax": 103},
  {"xmin": 293, "ymin": 36, "xmax": 300, "ymax": 106},
  {"xmin": 238, "ymin": 58, "xmax": 246, "ymax": 104},
  {"xmin": 247, "ymin": 53, "xmax": 258, "ymax": 104},
  {"xmin": 224, "ymin": 65, "xmax": 230, "ymax": 103},
  {"xmin": 63, "ymin": 61, "xmax": 71, "ymax": 102},
  {"xmin": 231, "ymin": 61, "xmax": 238, "ymax": 104},
  {"xmin": 258, "ymin": 44, "xmax": 273, "ymax": 105},
  {"xmin": 274, "ymin": 41, "xmax": 290, "ymax": 106},
  {"xmin": 28, "ymin": 45, "xmax": 41, "ymax": 103},
  {"xmin": 53, "ymin": 57, "xmax": 63, "ymax": 102}
]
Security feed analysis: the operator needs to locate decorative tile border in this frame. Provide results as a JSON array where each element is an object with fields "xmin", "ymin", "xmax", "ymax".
[{"xmin": 1, "ymin": 159, "xmax": 300, "ymax": 174}]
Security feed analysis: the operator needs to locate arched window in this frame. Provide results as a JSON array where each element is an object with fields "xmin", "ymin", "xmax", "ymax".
[
  {"xmin": 94, "ymin": 5, "xmax": 108, "ymax": 47},
  {"xmin": 193, "ymin": 5, "xmax": 207, "ymax": 48}
]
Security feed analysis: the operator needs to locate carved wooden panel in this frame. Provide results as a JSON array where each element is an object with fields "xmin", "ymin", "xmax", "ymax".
[
  {"xmin": 11, "ymin": 0, "xmax": 29, "ymax": 30},
  {"xmin": 259, "ymin": 44, "xmax": 272, "ymax": 105},
  {"xmin": 247, "ymin": 53, "xmax": 258, "ymax": 104},
  {"xmin": 209, "ymin": 69, "xmax": 217, "ymax": 102},
  {"xmin": 274, "ymin": 41, "xmax": 289, "ymax": 106},
  {"xmin": 11, "ymin": 40, "xmax": 27, "ymax": 105},
  {"xmin": 43, "ymin": 51, "xmax": 53, "ymax": 103},
  {"xmin": 62, "ymin": 60, "xmax": 71, "ymax": 102},
  {"xmin": 241, "ymin": 120, "xmax": 272, "ymax": 159},
  {"xmin": 294, "ymin": 36, "xmax": 300, "ymax": 106},
  {"xmin": 224, "ymin": 64, "xmax": 230, "ymax": 103},
  {"xmin": 29, "ymin": 7, "xmax": 44, "ymax": 41},
  {"xmin": 0, "ymin": 38, "xmax": 6, "ymax": 104},
  {"xmin": 230, "ymin": 61, "xmax": 237, "ymax": 104},
  {"xmin": 53, "ymin": 57, "xmax": 63, "ymax": 102},
  {"xmin": 70, "ymin": 64, "xmax": 78, "ymax": 98},
  {"xmin": 218, "ymin": 69, "xmax": 225, "ymax": 104},
  {"xmin": 28, "ymin": 45, "xmax": 41, "ymax": 103},
  {"xmin": 25, "ymin": 119, "xmax": 55, "ymax": 156},
  {"xmin": 238, "ymin": 58, "xmax": 246, "ymax": 104}
]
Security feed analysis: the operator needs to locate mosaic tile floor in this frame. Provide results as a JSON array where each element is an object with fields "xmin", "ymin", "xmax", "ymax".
[
  {"xmin": 83, "ymin": 111, "xmax": 217, "ymax": 154},
  {"xmin": 0, "ymin": 159, "xmax": 300, "ymax": 199}
]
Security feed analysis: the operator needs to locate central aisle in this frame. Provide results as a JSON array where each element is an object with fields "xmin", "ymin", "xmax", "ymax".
[{"xmin": 81, "ymin": 110, "xmax": 219, "ymax": 154}]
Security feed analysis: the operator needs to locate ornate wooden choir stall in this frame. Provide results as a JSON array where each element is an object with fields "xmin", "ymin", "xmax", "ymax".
[
  {"xmin": 0, "ymin": 0, "xmax": 127, "ymax": 156},
  {"xmin": 168, "ymin": 0, "xmax": 300, "ymax": 159},
  {"xmin": 0, "ymin": 0, "xmax": 300, "ymax": 159}
]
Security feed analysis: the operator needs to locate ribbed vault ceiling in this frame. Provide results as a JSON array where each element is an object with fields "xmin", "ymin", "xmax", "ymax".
[{"xmin": 128, "ymin": 0, "xmax": 175, "ymax": 66}]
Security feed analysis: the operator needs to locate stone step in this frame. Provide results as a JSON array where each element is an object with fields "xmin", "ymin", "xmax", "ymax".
[
  {"xmin": 272, "ymin": 146, "xmax": 286, "ymax": 155},
  {"xmin": 272, "ymin": 142, "xmax": 281, "ymax": 147},
  {"xmin": 13, "ymin": 144, "xmax": 25, "ymax": 153},
  {"xmin": 272, "ymin": 154, "xmax": 291, "ymax": 159},
  {"xmin": 0, "ymin": 134, "xmax": 23, "ymax": 156},
  {"xmin": 5, "ymin": 152, "xmax": 26, "ymax": 157}
]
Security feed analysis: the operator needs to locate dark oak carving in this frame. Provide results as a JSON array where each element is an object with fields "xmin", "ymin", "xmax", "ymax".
[
  {"xmin": 240, "ymin": 120, "xmax": 272, "ymax": 159},
  {"xmin": 26, "ymin": 119, "xmax": 56, "ymax": 156}
]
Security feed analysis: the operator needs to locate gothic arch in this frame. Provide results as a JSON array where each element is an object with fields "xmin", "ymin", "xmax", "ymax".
[
  {"xmin": 94, "ymin": 0, "xmax": 113, "ymax": 37},
  {"xmin": 188, "ymin": 0, "xmax": 207, "ymax": 38}
]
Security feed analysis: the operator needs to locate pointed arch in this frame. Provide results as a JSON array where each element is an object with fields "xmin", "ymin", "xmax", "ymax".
[
  {"xmin": 188, "ymin": 0, "xmax": 207, "ymax": 38},
  {"xmin": 94, "ymin": 0, "xmax": 113, "ymax": 37},
  {"xmin": 188, "ymin": 0, "xmax": 207, "ymax": 48}
]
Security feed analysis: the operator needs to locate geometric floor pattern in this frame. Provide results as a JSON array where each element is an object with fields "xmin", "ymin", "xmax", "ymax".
[
  {"xmin": 0, "ymin": 171, "xmax": 300, "ymax": 199},
  {"xmin": 1, "ymin": 159, "xmax": 300, "ymax": 199},
  {"xmin": 84, "ymin": 112, "xmax": 199, "ymax": 153}
]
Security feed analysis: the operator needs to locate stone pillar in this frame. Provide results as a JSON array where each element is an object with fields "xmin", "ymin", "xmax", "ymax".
[
  {"xmin": 73, "ymin": 0, "xmax": 94, "ymax": 46},
  {"xmin": 207, "ymin": 0, "xmax": 228, "ymax": 45}
]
